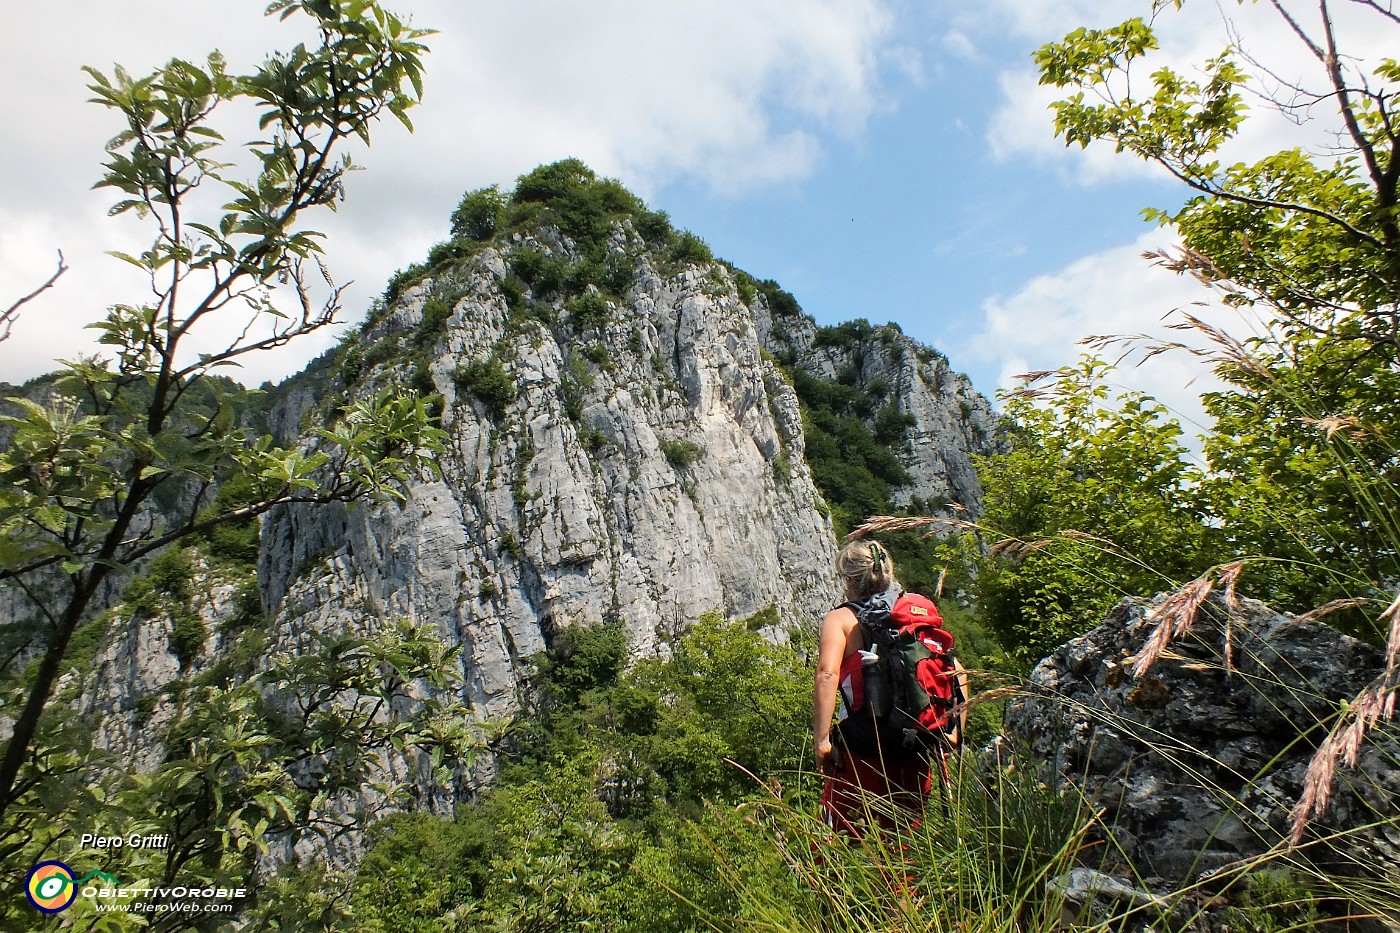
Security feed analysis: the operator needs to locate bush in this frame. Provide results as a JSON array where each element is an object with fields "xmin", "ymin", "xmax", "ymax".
[
  {"xmin": 451, "ymin": 184, "xmax": 506, "ymax": 240},
  {"xmin": 583, "ymin": 343, "xmax": 612, "ymax": 369},
  {"xmin": 560, "ymin": 355, "xmax": 595, "ymax": 421},
  {"xmin": 192, "ymin": 475, "xmax": 265, "ymax": 564},
  {"xmin": 566, "ymin": 291, "xmax": 610, "ymax": 330},
  {"xmin": 506, "ymin": 159, "xmax": 645, "ymax": 253},
  {"xmin": 169, "ymin": 609, "xmax": 205, "ymax": 669},
  {"xmin": 669, "ymin": 231, "xmax": 713, "ymax": 266},
  {"xmin": 814, "ymin": 319, "xmax": 876, "ymax": 350},
  {"xmin": 453, "ymin": 357, "xmax": 516, "ymax": 418},
  {"xmin": 755, "ymin": 279, "xmax": 802, "ymax": 319},
  {"xmin": 660, "ymin": 438, "xmax": 705, "ymax": 469},
  {"xmin": 636, "ymin": 209, "xmax": 675, "ymax": 245},
  {"xmin": 513, "ymin": 158, "xmax": 598, "ymax": 205},
  {"xmin": 511, "ymin": 248, "xmax": 573, "ymax": 297},
  {"xmin": 873, "ymin": 402, "xmax": 916, "ymax": 447},
  {"xmin": 415, "ymin": 296, "xmax": 453, "ymax": 345},
  {"xmin": 147, "ymin": 547, "xmax": 195, "ymax": 601},
  {"xmin": 734, "ymin": 271, "xmax": 757, "ymax": 305}
]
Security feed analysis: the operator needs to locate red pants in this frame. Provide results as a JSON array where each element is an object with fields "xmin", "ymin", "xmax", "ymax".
[{"xmin": 821, "ymin": 748, "xmax": 932, "ymax": 836}]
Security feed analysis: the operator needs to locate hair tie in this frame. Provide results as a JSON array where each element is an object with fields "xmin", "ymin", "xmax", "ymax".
[{"xmin": 870, "ymin": 543, "xmax": 885, "ymax": 572}]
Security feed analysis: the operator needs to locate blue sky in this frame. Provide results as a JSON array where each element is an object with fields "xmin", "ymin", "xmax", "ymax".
[{"xmin": 3, "ymin": 0, "xmax": 1345, "ymax": 422}]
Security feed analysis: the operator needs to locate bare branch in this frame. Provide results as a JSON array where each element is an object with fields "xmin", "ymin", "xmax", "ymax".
[
  {"xmin": 1345, "ymin": 0, "xmax": 1400, "ymax": 27},
  {"xmin": 1, "ymin": 251, "xmax": 67, "ymax": 343}
]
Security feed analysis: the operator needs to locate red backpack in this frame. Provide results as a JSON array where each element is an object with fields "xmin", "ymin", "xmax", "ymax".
[{"xmin": 835, "ymin": 591, "xmax": 962, "ymax": 758}]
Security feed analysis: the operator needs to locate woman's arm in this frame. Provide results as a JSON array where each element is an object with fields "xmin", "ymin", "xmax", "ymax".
[
  {"xmin": 813, "ymin": 607, "xmax": 853, "ymax": 774},
  {"xmin": 951, "ymin": 657, "xmax": 970, "ymax": 749}
]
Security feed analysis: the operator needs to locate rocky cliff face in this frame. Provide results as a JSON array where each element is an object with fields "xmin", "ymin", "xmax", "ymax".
[
  {"xmin": 759, "ymin": 304, "xmax": 996, "ymax": 517},
  {"xmin": 259, "ymin": 224, "xmax": 844, "ymax": 725}
]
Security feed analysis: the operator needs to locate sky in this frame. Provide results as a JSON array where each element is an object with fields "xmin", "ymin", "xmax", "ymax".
[{"xmin": 0, "ymin": 1, "xmax": 1381, "ymax": 436}]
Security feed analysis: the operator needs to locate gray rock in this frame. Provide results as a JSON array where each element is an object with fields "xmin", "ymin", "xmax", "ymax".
[{"xmin": 1001, "ymin": 592, "xmax": 1399, "ymax": 928}]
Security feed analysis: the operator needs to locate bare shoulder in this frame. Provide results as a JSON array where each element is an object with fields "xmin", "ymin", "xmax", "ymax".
[{"xmin": 820, "ymin": 604, "xmax": 859, "ymax": 633}]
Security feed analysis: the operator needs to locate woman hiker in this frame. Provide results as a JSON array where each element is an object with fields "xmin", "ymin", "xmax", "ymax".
[{"xmin": 813, "ymin": 539, "xmax": 967, "ymax": 835}]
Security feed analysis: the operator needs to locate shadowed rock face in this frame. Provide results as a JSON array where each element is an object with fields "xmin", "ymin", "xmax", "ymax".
[{"xmin": 1000, "ymin": 593, "xmax": 1398, "ymax": 913}]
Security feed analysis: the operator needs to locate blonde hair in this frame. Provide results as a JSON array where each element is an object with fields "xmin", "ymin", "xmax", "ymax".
[{"xmin": 835, "ymin": 539, "xmax": 897, "ymax": 602}]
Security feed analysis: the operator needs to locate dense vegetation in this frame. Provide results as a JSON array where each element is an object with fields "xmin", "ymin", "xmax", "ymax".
[{"xmin": 252, "ymin": 617, "xmax": 1112, "ymax": 933}]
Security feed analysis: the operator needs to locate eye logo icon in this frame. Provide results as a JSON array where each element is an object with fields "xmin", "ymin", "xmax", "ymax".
[{"xmin": 26, "ymin": 861, "xmax": 77, "ymax": 913}]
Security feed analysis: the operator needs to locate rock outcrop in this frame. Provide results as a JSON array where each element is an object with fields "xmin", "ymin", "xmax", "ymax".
[
  {"xmin": 259, "ymin": 231, "xmax": 840, "ymax": 728},
  {"xmin": 1000, "ymin": 593, "xmax": 1399, "ymax": 928}
]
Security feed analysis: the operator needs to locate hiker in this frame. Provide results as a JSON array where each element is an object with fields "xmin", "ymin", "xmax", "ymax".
[{"xmin": 813, "ymin": 539, "xmax": 967, "ymax": 835}]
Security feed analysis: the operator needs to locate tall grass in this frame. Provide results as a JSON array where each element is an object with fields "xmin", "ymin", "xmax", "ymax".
[
  {"xmin": 681, "ymin": 657, "xmax": 1399, "ymax": 933},
  {"xmin": 673, "ymin": 755, "xmax": 1099, "ymax": 933}
]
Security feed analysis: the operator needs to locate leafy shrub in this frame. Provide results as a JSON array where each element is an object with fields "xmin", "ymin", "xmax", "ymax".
[
  {"xmin": 734, "ymin": 271, "xmax": 757, "ymax": 305},
  {"xmin": 450, "ymin": 184, "xmax": 506, "ymax": 240},
  {"xmin": 340, "ymin": 345, "xmax": 365, "ymax": 385},
  {"xmin": 536, "ymin": 621, "xmax": 628, "ymax": 702},
  {"xmin": 566, "ymin": 291, "xmax": 610, "ymax": 330},
  {"xmin": 669, "ymin": 231, "xmax": 713, "ymax": 266},
  {"xmin": 409, "ymin": 359, "xmax": 442, "ymax": 423},
  {"xmin": 513, "ymin": 158, "xmax": 598, "ymax": 205},
  {"xmin": 578, "ymin": 425, "xmax": 610, "ymax": 451},
  {"xmin": 423, "ymin": 238, "xmax": 479, "ymax": 272},
  {"xmin": 814, "ymin": 318, "xmax": 875, "ymax": 350},
  {"xmin": 511, "ymin": 248, "xmax": 572, "ymax": 297},
  {"xmin": 453, "ymin": 357, "xmax": 516, "ymax": 418},
  {"xmin": 415, "ymin": 296, "xmax": 452, "ymax": 344},
  {"xmin": 583, "ymin": 343, "xmax": 612, "ymax": 369},
  {"xmin": 599, "ymin": 253, "xmax": 635, "ymax": 297},
  {"xmin": 382, "ymin": 261, "xmax": 429, "ymax": 304},
  {"xmin": 506, "ymin": 159, "xmax": 645, "ymax": 253},
  {"xmin": 199, "ymin": 474, "xmax": 263, "ymax": 567},
  {"xmin": 873, "ymin": 402, "xmax": 916, "ymax": 446},
  {"xmin": 221, "ymin": 579, "xmax": 265, "ymax": 634},
  {"xmin": 500, "ymin": 274, "xmax": 525, "ymax": 312},
  {"xmin": 755, "ymin": 279, "xmax": 802, "ymax": 319},
  {"xmin": 169, "ymin": 609, "xmax": 206, "ymax": 669},
  {"xmin": 147, "ymin": 547, "xmax": 195, "ymax": 602},
  {"xmin": 660, "ymin": 438, "xmax": 705, "ymax": 468},
  {"xmin": 636, "ymin": 209, "xmax": 675, "ymax": 245},
  {"xmin": 560, "ymin": 355, "xmax": 595, "ymax": 421},
  {"xmin": 63, "ymin": 615, "xmax": 113, "ymax": 675}
]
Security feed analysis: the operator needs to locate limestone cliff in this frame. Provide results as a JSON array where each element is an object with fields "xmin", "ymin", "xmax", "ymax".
[{"xmin": 259, "ymin": 224, "xmax": 842, "ymax": 723}]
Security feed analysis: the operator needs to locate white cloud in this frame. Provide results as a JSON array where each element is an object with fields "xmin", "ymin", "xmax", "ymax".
[
  {"xmin": 0, "ymin": 0, "xmax": 898, "ymax": 386},
  {"xmin": 966, "ymin": 229, "xmax": 1247, "ymax": 438},
  {"xmin": 942, "ymin": 30, "xmax": 979, "ymax": 61}
]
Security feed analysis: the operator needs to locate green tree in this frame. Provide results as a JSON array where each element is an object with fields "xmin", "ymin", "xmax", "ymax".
[
  {"xmin": 0, "ymin": 619, "xmax": 473, "ymax": 931},
  {"xmin": 1036, "ymin": 1, "xmax": 1400, "ymax": 348},
  {"xmin": 1196, "ymin": 336, "xmax": 1400, "ymax": 638},
  {"xmin": 1035, "ymin": 1, "xmax": 1400, "ymax": 639},
  {"xmin": 956, "ymin": 359, "xmax": 1213, "ymax": 665},
  {"xmin": 0, "ymin": 0, "xmax": 439, "ymax": 827}
]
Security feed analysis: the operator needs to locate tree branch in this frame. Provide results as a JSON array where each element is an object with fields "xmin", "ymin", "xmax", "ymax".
[{"xmin": 1, "ymin": 252, "xmax": 67, "ymax": 342}]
